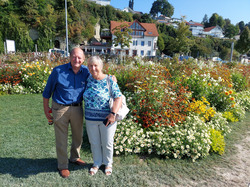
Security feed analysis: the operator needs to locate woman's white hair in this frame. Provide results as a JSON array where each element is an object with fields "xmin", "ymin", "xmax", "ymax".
[{"xmin": 87, "ymin": 56, "xmax": 103, "ymax": 69}]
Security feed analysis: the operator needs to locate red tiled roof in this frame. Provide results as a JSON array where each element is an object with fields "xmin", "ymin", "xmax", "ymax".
[
  {"xmin": 110, "ymin": 20, "xmax": 159, "ymax": 37},
  {"xmin": 186, "ymin": 22, "xmax": 204, "ymax": 27},
  {"xmin": 204, "ymin": 26, "xmax": 216, "ymax": 32}
]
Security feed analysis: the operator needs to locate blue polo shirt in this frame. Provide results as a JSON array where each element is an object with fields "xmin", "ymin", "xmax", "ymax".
[{"xmin": 43, "ymin": 62, "xmax": 90, "ymax": 105}]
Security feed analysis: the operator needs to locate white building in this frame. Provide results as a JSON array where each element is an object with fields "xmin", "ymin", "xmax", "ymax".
[
  {"xmin": 203, "ymin": 25, "xmax": 224, "ymax": 38},
  {"xmin": 87, "ymin": 0, "xmax": 111, "ymax": 6},
  {"xmin": 186, "ymin": 21, "xmax": 204, "ymax": 37},
  {"xmin": 110, "ymin": 20, "xmax": 159, "ymax": 57}
]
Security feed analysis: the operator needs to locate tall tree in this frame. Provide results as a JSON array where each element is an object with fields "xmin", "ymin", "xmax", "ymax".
[
  {"xmin": 20, "ymin": 0, "xmax": 39, "ymax": 25},
  {"xmin": 168, "ymin": 21, "xmax": 194, "ymax": 54},
  {"xmin": 246, "ymin": 22, "xmax": 250, "ymax": 29},
  {"xmin": 157, "ymin": 34, "xmax": 165, "ymax": 52},
  {"xmin": 209, "ymin": 13, "xmax": 219, "ymax": 27},
  {"xmin": 235, "ymin": 27, "xmax": 250, "ymax": 54},
  {"xmin": 238, "ymin": 21, "xmax": 245, "ymax": 33},
  {"xmin": 224, "ymin": 24, "xmax": 239, "ymax": 39},
  {"xmin": 202, "ymin": 14, "xmax": 209, "ymax": 27},
  {"xmin": 150, "ymin": 0, "xmax": 174, "ymax": 18},
  {"xmin": 217, "ymin": 16, "xmax": 225, "ymax": 28}
]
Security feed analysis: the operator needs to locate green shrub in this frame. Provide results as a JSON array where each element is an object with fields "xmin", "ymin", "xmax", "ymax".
[
  {"xmin": 209, "ymin": 129, "xmax": 225, "ymax": 155},
  {"xmin": 231, "ymin": 72, "xmax": 247, "ymax": 92}
]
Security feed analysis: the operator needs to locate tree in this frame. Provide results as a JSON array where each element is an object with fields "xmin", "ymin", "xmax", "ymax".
[
  {"xmin": 246, "ymin": 22, "xmax": 250, "ymax": 29},
  {"xmin": 235, "ymin": 27, "xmax": 250, "ymax": 54},
  {"xmin": 150, "ymin": 0, "xmax": 174, "ymax": 18},
  {"xmin": 238, "ymin": 21, "xmax": 245, "ymax": 33},
  {"xmin": 157, "ymin": 34, "xmax": 165, "ymax": 52},
  {"xmin": 168, "ymin": 21, "xmax": 194, "ymax": 55},
  {"xmin": 1, "ymin": 13, "xmax": 34, "ymax": 52},
  {"xmin": 224, "ymin": 24, "xmax": 239, "ymax": 39},
  {"xmin": 20, "ymin": 0, "xmax": 39, "ymax": 25},
  {"xmin": 202, "ymin": 14, "xmax": 209, "ymax": 27},
  {"xmin": 209, "ymin": 13, "xmax": 219, "ymax": 27},
  {"xmin": 112, "ymin": 23, "xmax": 132, "ymax": 61},
  {"xmin": 217, "ymin": 16, "xmax": 225, "ymax": 28}
]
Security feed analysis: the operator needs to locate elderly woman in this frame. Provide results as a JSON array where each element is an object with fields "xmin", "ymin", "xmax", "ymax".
[{"xmin": 83, "ymin": 56, "xmax": 122, "ymax": 176}]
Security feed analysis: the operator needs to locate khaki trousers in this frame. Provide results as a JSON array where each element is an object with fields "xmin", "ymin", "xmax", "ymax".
[{"xmin": 52, "ymin": 101, "xmax": 83, "ymax": 170}]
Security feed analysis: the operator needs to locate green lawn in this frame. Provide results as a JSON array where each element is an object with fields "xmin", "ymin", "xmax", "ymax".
[{"xmin": 0, "ymin": 94, "xmax": 249, "ymax": 187}]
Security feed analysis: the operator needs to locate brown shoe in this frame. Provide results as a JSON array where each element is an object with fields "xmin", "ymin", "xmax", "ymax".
[
  {"xmin": 70, "ymin": 159, "xmax": 86, "ymax": 166},
  {"xmin": 59, "ymin": 169, "xmax": 70, "ymax": 178}
]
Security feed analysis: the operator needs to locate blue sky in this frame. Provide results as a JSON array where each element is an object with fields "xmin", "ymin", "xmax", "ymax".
[{"xmin": 110, "ymin": 0, "xmax": 250, "ymax": 25}]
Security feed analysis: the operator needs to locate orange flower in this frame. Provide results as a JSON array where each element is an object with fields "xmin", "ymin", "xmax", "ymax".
[
  {"xmin": 231, "ymin": 103, "xmax": 236, "ymax": 107},
  {"xmin": 228, "ymin": 84, "xmax": 233, "ymax": 88},
  {"xmin": 225, "ymin": 91, "xmax": 229, "ymax": 96},
  {"xmin": 229, "ymin": 90, "xmax": 233, "ymax": 94},
  {"xmin": 208, "ymin": 83, "xmax": 212, "ymax": 86},
  {"xmin": 230, "ymin": 97, "xmax": 235, "ymax": 101}
]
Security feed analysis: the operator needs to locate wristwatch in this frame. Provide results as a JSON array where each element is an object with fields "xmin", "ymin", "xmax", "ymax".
[{"xmin": 110, "ymin": 112, "xmax": 116, "ymax": 115}]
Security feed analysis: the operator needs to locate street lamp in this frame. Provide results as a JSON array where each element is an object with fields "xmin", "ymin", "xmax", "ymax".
[{"xmin": 65, "ymin": 0, "xmax": 69, "ymax": 57}]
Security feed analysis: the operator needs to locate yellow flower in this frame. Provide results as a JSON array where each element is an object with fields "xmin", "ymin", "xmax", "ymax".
[
  {"xmin": 230, "ymin": 97, "xmax": 235, "ymax": 101},
  {"xmin": 228, "ymin": 84, "xmax": 233, "ymax": 88},
  {"xmin": 208, "ymin": 83, "xmax": 212, "ymax": 86},
  {"xmin": 231, "ymin": 103, "xmax": 235, "ymax": 107},
  {"xmin": 228, "ymin": 90, "xmax": 233, "ymax": 94},
  {"xmin": 225, "ymin": 91, "xmax": 229, "ymax": 96}
]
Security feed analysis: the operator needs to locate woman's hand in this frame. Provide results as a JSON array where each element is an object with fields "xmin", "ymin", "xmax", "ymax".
[{"xmin": 104, "ymin": 113, "xmax": 116, "ymax": 126}]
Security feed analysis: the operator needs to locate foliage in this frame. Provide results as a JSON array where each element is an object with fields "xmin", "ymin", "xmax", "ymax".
[
  {"xmin": 19, "ymin": 61, "xmax": 52, "ymax": 93},
  {"xmin": 187, "ymin": 97, "xmax": 216, "ymax": 122},
  {"xmin": 168, "ymin": 21, "xmax": 194, "ymax": 55},
  {"xmin": 235, "ymin": 26, "xmax": 250, "ymax": 54},
  {"xmin": 157, "ymin": 34, "xmax": 165, "ymax": 52},
  {"xmin": 206, "ymin": 112, "xmax": 231, "ymax": 135},
  {"xmin": 209, "ymin": 129, "xmax": 225, "ymax": 155},
  {"xmin": 114, "ymin": 63, "xmax": 190, "ymax": 128},
  {"xmin": 150, "ymin": 0, "xmax": 174, "ymax": 18},
  {"xmin": 231, "ymin": 71, "xmax": 247, "ymax": 92},
  {"xmin": 1, "ymin": 55, "xmax": 250, "ymax": 162},
  {"xmin": 114, "ymin": 114, "xmax": 211, "ymax": 162},
  {"xmin": 224, "ymin": 24, "xmax": 239, "ymax": 39},
  {"xmin": 112, "ymin": 23, "xmax": 132, "ymax": 49},
  {"xmin": 235, "ymin": 90, "xmax": 250, "ymax": 111},
  {"xmin": 222, "ymin": 111, "xmax": 239, "ymax": 122}
]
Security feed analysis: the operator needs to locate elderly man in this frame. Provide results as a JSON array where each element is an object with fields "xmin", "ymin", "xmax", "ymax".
[{"xmin": 43, "ymin": 47, "xmax": 89, "ymax": 178}]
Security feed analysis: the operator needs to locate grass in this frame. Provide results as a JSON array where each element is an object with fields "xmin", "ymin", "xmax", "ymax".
[{"xmin": 0, "ymin": 94, "xmax": 249, "ymax": 187}]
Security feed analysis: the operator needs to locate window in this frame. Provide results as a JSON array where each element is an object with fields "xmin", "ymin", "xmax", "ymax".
[
  {"xmin": 133, "ymin": 40, "xmax": 135, "ymax": 46},
  {"xmin": 130, "ymin": 22, "xmax": 144, "ymax": 30},
  {"xmin": 141, "ymin": 50, "xmax": 144, "ymax": 56},
  {"xmin": 141, "ymin": 41, "xmax": 144, "ymax": 46},
  {"xmin": 148, "ymin": 41, "xmax": 151, "ymax": 46},
  {"xmin": 147, "ymin": 51, "xmax": 151, "ymax": 56}
]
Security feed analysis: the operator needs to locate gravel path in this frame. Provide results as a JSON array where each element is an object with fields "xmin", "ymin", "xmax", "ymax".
[{"xmin": 215, "ymin": 131, "xmax": 250, "ymax": 187}]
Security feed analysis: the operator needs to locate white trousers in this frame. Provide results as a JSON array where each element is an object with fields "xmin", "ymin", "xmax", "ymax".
[{"xmin": 86, "ymin": 120, "xmax": 117, "ymax": 168}]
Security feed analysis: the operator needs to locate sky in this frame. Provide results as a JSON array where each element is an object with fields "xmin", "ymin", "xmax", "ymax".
[{"xmin": 110, "ymin": 0, "xmax": 250, "ymax": 25}]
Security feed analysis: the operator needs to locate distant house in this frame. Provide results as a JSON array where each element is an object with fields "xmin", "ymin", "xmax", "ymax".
[
  {"xmin": 186, "ymin": 21, "xmax": 204, "ymax": 37},
  {"xmin": 110, "ymin": 20, "xmax": 159, "ymax": 57},
  {"xmin": 122, "ymin": 7, "xmax": 143, "ymax": 14},
  {"xmin": 165, "ymin": 22, "xmax": 178, "ymax": 29},
  {"xmin": 203, "ymin": 25, "xmax": 224, "ymax": 38},
  {"xmin": 86, "ymin": 0, "xmax": 111, "ymax": 6}
]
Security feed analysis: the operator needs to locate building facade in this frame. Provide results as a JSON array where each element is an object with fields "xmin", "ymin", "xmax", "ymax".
[{"xmin": 110, "ymin": 20, "xmax": 159, "ymax": 57}]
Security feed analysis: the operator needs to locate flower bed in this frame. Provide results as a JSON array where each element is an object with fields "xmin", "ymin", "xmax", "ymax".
[{"xmin": 1, "ymin": 54, "xmax": 249, "ymax": 161}]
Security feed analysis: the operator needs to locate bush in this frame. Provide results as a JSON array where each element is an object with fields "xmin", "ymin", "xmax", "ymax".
[
  {"xmin": 114, "ymin": 114, "xmax": 211, "ymax": 162},
  {"xmin": 231, "ymin": 72, "xmax": 247, "ymax": 92},
  {"xmin": 209, "ymin": 129, "xmax": 225, "ymax": 155}
]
